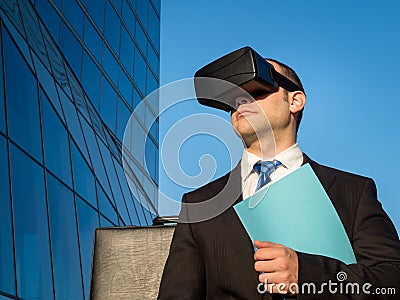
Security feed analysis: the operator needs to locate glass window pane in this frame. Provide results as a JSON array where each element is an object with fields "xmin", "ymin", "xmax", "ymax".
[
  {"xmin": 71, "ymin": 141, "xmax": 97, "ymax": 206},
  {"xmin": 80, "ymin": 117, "xmax": 113, "ymax": 199},
  {"xmin": 149, "ymin": 117, "xmax": 159, "ymax": 141},
  {"xmin": 0, "ymin": 136, "xmax": 15, "ymax": 295},
  {"xmin": 118, "ymin": 67, "xmax": 132, "ymax": 108},
  {"xmin": 10, "ymin": 145, "xmax": 53, "ymax": 299},
  {"xmin": 2, "ymin": 5, "xmax": 33, "ymax": 72},
  {"xmin": 66, "ymin": 67, "xmax": 88, "ymax": 120},
  {"xmin": 114, "ymin": 160, "xmax": 140, "ymax": 224},
  {"xmin": 133, "ymin": 47, "xmax": 146, "ymax": 95},
  {"xmin": 147, "ymin": 44, "xmax": 159, "ymax": 75},
  {"xmin": 62, "ymin": 0, "xmax": 84, "ymax": 39},
  {"xmin": 99, "ymin": 75, "xmax": 117, "ymax": 131},
  {"xmin": 0, "ymin": 28, "xmax": 5, "ymax": 134},
  {"xmin": 41, "ymin": 89, "xmax": 72, "ymax": 186},
  {"xmin": 3, "ymin": 29, "xmax": 42, "ymax": 162},
  {"xmin": 100, "ymin": 215, "xmax": 114, "ymax": 227},
  {"xmin": 144, "ymin": 104, "xmax": 156, "ymax": 137},
  {"xmin": 133, "ymin": 194, "xmax": 148, "ymax": 226},
  {"xmin": 122, "ymin": 0, "xmax": 135, "ymax": 38},
  {"xmin": 60, "ymin": 22, "xmax": 82, "ymax": 77},
  {"xmin": 19, "ymin": 0, "xmax": 50, "ymax": 69},
  {"xmin": 98, "ymin": 138, "xmax": 131, "ymax": 224},
  {"xmin": 32, "ymin": 52, "xmax": 66, "ymax": 125},
  {"xmin": 133, "ymin": 86, "xmax": 142, "ymax": 109},
  {"xmin": 97, "ymin": 181, "xmax": 119, "ymax": 225},
  {"xmin": 146, "ymin": 66, "xmax": 158, "ymax": 95},
  {"xmin": 102, "ymin": 44, "xmax": 118, "ymax": 86},
  {"xmin": 148, "ymin": 4, "xmax": 160, "ymax": 51},
  {"xmin": 35, "ymin": 0, "xmax": 61, "ymax": 41},
  {"xmin": 151, "ymin": 0, "xmax": 160, "ymax": 15},
  {"xmin": 84, "ymin": 18, "xmax": 103, "ymax": 64},
  {"xmin": 145, "ymin": 134, "xmax": 157, "ymax": 182},
  {"xmin": 135, "ymin": 20, "xmax": 147, "ymax": 54},
  {"xmin": 58, "ymin": 84, "xmax": 92, "ymax": 165},
  {"xmin": 81, "ymin": 51, "xmax": 101, "ymax": 108},
  {"xmin": 136, "ymin": 0, "xmax": 149, "ymax": 30},
  {"xmin": 119, "ymin": 25, "xmax": 134, "ymax": 78},
  {"xmin": 86, "ymin": 0, "xmax": 105, "ymax": 32},
  {"xmin": 47, "ymin": 174, "xmax": 83, "ymax": 300},
  {"xmin": 104, "ymin": 0, "xmax": 121, "ymax": 55},
  {"xmin": 116, "ymin": 97, "xmax": 131, "ymax": 141},
  {"xmin": 76, "ymin": 197, "xmax": 100, "ymax": 299}
]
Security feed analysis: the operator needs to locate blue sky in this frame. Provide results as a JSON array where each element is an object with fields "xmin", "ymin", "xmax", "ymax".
[{"xmin": 157, "ymin": 0, "xmax": 400, "ymax": 230}]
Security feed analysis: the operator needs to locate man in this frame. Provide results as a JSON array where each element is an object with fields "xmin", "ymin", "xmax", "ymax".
[{"xmin": 158, "ymin": 57, "xmax": 400, "ymax": 299}]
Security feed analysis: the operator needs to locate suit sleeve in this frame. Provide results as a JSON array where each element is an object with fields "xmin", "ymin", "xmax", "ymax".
[
  {"xmin": 158, "ymin": 193, "xmax": 205, "ymax": 300},
  {"xmin": 297, "ymin": 178, "xmax": 400, "ymax": 299}
]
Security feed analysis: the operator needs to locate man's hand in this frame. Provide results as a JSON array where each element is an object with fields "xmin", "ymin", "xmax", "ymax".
[{"xmin": 254, "ymin": 240, "xmax": 299, "ymax": 294}]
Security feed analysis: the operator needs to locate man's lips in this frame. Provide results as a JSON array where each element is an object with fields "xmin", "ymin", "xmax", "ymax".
[{"xmin": 237, "ymin": 109, "xmax": 256, "ymax": 118}]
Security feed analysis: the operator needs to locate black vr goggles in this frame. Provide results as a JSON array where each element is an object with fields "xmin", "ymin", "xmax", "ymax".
[{"xmin": 194, "ymin": 46, "xmax": 303, "ymax": 112}]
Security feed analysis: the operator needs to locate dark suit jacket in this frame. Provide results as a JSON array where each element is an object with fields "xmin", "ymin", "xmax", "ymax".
[{"xmin": 158, "ymin": 155, "xmax": 400, "ymax": 299}]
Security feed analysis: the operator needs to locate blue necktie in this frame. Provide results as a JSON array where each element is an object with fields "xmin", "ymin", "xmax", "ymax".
[
  {"xmin": 253, "ymin": 160, "xmax": 286, "ymax": 299},
  {"xmin": 253, "ymin": 160, "xmax": 282, "ymax": 192}
]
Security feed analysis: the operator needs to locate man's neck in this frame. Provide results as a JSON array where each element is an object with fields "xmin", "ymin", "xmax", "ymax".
[{"xmin": 245, "ymin": 138, "xmax": 297, "ymax": 158}]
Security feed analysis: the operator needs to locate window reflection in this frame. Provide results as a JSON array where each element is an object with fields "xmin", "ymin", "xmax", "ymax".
[
  {"xmin": 104, "ymin": 0, "xmax": 121, "ymax": 54},
  {"xmin": 84, "ymin": 18, "xmax": 103, "ymax": 64},
  {"xmin": 33, "ymin": 54, "xmax": 66, "ymax": 125},
  {"xmin": 122, "ymin": 0, "xmax": 136, "ymax": 38},
  {"xmin": 0, "ymin": 28, "xmax": 5, "ymax": 134},
  {"xmin": 86, "ymin": 0, "xmax": 105, "ymax": 32},
  {"xmin": 97, "ymin": 181, "xmax": 119, "ymax": 225},
  {"xmin": 134, "ymin": 47, "xmax": 147, "ymax": 95},
  {"xmin": 136, "ymin": 0, "xmax": 149, "ymax": 30},
  {"xmin": 62, "ymin": 0, "xmax": 84, "ymax": 39},
  {"xmin": 119, "ymin": 68, "xmax": 133, "ymax": 108},
  {"xmin": 10, "ymin": 145, "xmax": 54, "ymax": 300},
  {"xmin": 47, "ymin": 174, "xmax": 83, "ymax": 300},
  {"xmin": 135, "ymin": 20, "xmax": 147, "ymax": 54},
  {"xmin": 102, "ymin": 44, "xmax": 118, "ymax": 86},
  {"xmin": 100, "ymin": 75, "xmax": 117, "ymax": 131},
  {"xmin": 98, "ymin": 137, "xmax": 131, "ymax": 223},
  {"xmin": 41, "ymin": 89, "xmax": 72, "ymax": 187},
  {"xmin": 34, "ymin": 0, "xmax": 61, "ymax": 44},
  {"xmin": 58, "ymin": 85, "xmax": 92, "ymax": 164},
  {"xmin": 71, "ymin": 141, "xmax": 97, "ymax": 207},
  {"xmin": 148, "ymin": 4, "xmax": 160, "ymax": 51},
  {"xmin": 116, "ymin": 97, "xmax": 131, "ymax": 141},
  {"xmin": 145, "ymin": 134, "xmax": 157, "ymax": 183},
  {"xmin": 114, "ymin": 159, "xmax": 141, "ymax": 224},
  {"xmin": 81, "ymin": 51, "xmax": 101, "ymax": 108},
  {"xmin": 60, "ymin": 22, "xmax": 82, "ymax": 78},
  {"xmin": 0, "ymin": 137, "xmax": 15, "ymax": 295},
  {"xmin": 76, "ymin": 197, "xmax": 100, "ymax": 299},
  {"xmin": 4, "ymin": 29, "xmax": 42, "ymax": 162}
]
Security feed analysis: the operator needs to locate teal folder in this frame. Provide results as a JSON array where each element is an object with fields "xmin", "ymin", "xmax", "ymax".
[{"xmin": 233, "ymin": 163, "xmax": 356, "ymax": 265}]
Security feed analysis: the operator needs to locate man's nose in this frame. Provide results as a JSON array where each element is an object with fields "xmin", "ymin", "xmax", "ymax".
[{"xmin": 235, "ymin": 96, "xmax": 254, "ymax": 109}]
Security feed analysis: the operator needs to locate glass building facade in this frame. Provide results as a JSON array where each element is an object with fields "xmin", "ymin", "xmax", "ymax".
[{"xmin": 0, "ymin": 0, "xmax": 160, "ymax": 299}]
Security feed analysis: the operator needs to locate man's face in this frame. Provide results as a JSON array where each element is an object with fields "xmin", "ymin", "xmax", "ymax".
[{"xmin": 230, "ymin": 64, "xmax": 291, "ymax": 146}]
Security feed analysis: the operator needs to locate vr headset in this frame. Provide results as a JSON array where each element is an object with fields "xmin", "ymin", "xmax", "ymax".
[{"xmin": 194, "ymin": 46, "xmax": 303, "ymax": 112}]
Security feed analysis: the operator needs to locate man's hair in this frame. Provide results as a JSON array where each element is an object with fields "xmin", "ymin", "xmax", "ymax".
[{"xmin": 266, "ymin": 58, "xmax": 305, "ymax": 133}]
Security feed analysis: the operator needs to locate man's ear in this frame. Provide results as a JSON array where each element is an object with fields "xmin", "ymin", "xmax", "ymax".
[{"xmin": 289, "ymin": 91, "xmax": 306, "ymax": 114}]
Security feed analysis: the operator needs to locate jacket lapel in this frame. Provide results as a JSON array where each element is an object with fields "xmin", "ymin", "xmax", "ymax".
[{"xmin": 303, "ymin": 154, "xmax": 337, "ymax": 194}]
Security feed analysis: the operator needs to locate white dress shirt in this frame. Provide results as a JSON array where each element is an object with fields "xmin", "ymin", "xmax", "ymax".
[{"xmin": 241, "ymin": 143, "xmax": 304, "ymax": 199}]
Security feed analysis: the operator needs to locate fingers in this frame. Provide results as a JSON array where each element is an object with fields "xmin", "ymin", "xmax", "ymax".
[
  {"xmin": 254, "ymin": 256, "xmax": 291, "ymax": 273},
  {"xmin": 254, "ymin": 240, "xmax": 282, "ymax": 249},
  {"xmin": 254, "ymin": 243, "xmax": 292, "ymax": 261},
  {"xmin": 253, "ymin": 240, "xmax": 299, "ymax": 294}
]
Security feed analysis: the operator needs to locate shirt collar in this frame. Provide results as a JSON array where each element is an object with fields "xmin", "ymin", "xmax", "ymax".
[{"xmin": 241, "ymin": 143, "xmax": 303, "ymax": 181}]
